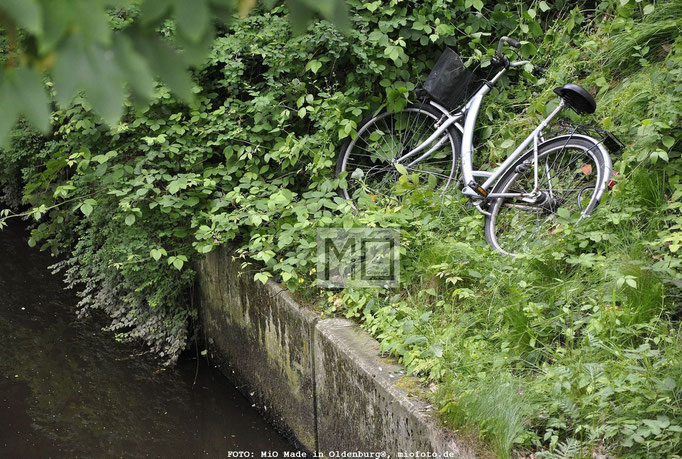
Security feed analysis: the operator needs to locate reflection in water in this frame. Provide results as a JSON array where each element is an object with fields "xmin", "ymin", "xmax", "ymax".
[{"xmin": 0, "ymin": 223, "xmax": 293, "ymax": 457}]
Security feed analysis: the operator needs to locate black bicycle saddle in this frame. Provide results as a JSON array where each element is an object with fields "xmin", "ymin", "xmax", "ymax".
[{"xmin": 554, "ymin": 84, "xmax": 596, "ymax": 114}]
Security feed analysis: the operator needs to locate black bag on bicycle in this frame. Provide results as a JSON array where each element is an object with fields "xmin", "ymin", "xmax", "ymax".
[{"xmin": 423, "ymin": 48, "xmax": 480, "ymax": 111}]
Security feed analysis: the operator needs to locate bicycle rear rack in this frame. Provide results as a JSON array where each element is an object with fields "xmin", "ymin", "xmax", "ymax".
[{"xmin": 548, "ymin": 120, "xmax": 625, "ymax": 155}]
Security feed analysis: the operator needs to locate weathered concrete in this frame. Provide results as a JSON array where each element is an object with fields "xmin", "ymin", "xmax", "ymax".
[
  {"xmin": 314, "ymin": 319, "xmax": 474, "ymax": 456},
  {"xmin": 197, "ymin": 246, "xmax": 479, "ymax": 456},
  {"xmin": 197, "ymin": 249, "xmax": 319, "ymax": 452}
]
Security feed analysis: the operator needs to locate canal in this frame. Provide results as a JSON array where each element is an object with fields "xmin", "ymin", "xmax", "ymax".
[{"xmin": 0, "ymin": 223, "xmax": 293, "ymax": 457}]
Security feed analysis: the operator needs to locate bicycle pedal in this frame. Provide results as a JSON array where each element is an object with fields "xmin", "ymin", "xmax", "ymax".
[{"xmin": 467, "ymin": 181, "xmax": 488, "ymax": 197}]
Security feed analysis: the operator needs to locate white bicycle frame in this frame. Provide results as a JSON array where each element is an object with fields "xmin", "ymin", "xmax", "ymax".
[{"xmin": 395, "ymin": 61, "xmax": 566, "ymax": 202}]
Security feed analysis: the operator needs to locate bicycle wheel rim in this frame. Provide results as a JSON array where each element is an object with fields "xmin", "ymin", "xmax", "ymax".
[
  {"xmin": 486, "ymin": 141, "xmax": 607, "ymax": 256},
  {"xmin": 338, "ymin": 106, "xmax": 458, "ymax": 201}
]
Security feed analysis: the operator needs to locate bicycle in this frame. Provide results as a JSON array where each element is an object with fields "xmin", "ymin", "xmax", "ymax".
[{"xmin": 336, "ymin": 36, "xmax": 623, "ymax": 256}]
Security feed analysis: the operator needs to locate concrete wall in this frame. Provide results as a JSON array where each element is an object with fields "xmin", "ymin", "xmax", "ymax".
[{"xmin": 197, "ymin": 247, "xmax": 477, "ymax": 457}]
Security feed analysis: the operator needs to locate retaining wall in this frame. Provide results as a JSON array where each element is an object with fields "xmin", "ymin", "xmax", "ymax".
[{"xmin": 197, "ymin": 247, "xmax": 478, "ymax": 457}]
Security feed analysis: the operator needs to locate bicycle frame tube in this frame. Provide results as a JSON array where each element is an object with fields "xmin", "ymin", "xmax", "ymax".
[
  {"xmin": 395, "ymin": 64, "xmax": 567, "ymax": 198},
  {"xmin": 478, "ymin": 99, "xmax": 566, "ymax": 192},
  {"xmin": 395, "ymin": 109, "xmax": 464, "ymax": 166},
  {"xmin": 396, "ymin": 67, "xmax": 508, "ymax": 170}
]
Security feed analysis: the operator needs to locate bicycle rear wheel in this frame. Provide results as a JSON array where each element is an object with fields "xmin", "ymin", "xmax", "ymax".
[
  {"xmin": 336, "ymin": 103, "xmax": 460, "ymax": 202},
  {"xmin": 485, "ymin": 136, "xmax": 612, "ymax": 256}
]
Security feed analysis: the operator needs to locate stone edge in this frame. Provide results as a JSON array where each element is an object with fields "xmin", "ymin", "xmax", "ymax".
[{"xmin": 197, "ymin": 249, "xmax": 480, "ymax": 457}]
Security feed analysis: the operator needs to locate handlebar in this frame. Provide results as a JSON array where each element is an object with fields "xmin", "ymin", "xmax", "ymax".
[
  {"xmin": 503, "ymin": 36, "xmax": 521, "ymax": 48},
  {"xmin": 492, "ymin": 36, "xmax": 529, "ymax": 69},
  {"xmin": 496, "ymin": 36, "xmax": 522, "ymax": 57}
]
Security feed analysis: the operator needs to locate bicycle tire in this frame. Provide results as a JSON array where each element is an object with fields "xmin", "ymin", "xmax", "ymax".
[
  {"xmin": 336, "ymin": 103, "xmax": 461, "ymax": 202},
  {"xmin": 484, "ymin": 135, "xmax": 612, "ymax": 256}
]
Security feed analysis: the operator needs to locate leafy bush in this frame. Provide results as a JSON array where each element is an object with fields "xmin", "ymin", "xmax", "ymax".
[{"xmin": 1, "ymin": 0, "xmax": 680, "ymax": 457}]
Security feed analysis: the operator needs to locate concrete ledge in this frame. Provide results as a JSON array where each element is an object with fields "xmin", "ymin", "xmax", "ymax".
[
  {"xmin": 197, "ymin": 248, "xmax": 318, "ymax": 451},
  {"xmin": 315, "ymin": 319, "xmax": 473, "ymax": 456},
  {"xmin": 197, "ymin": 247, "xmax": 477, "ymax": 456}
]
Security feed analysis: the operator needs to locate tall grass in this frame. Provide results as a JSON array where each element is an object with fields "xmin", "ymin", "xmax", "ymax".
[
  {"xmin": 440, "ymin": 379, "xmax": 528, "ymax": 459},
  {"xmin": 333, "ymin": 2, "xmax": 682, "ymax": 456},
  {"xmin": 604, "ymin": 0, "xmax": 682, "ymax": 75}
]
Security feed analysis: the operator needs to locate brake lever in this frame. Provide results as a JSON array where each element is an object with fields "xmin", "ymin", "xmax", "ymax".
[{"xmin": 491, "ymin": 54, "xmax": 510, "ymax": 68}]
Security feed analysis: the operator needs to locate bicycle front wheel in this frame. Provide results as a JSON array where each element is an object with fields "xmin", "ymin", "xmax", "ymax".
[
  {"xmin": 485, "ymin": 136, "xmax": 612, "ymax": 256},
  {"xmin": 336, "ymin": 103, "xmax": 460, "ymax": 202}
]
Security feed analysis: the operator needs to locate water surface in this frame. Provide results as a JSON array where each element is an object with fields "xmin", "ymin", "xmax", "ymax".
[{"xmin": 0, "ymin": 223, "xmax": 292, "ymax": 457}]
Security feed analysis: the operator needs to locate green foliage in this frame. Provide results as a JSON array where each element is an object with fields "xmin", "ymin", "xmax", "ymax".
[
  {"xmin": 0, "ymin": 0, "xmax": 681, "ymax": 457},
  {"xmin": 604, "ymin": 0, "xmax": 682, "ymax": 76},
  {"xmin": 0, "ymin": 120, "xmax": 46, "ymax": 207},
  {"xmin": 0, "ymin": 0, "xmax": 347, "ymax": 145}
]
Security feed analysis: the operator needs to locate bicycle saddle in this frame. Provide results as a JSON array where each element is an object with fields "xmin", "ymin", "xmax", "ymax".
[{"xmin": 553, "ymin": 84, "xmax": 596, "ymax": 114}]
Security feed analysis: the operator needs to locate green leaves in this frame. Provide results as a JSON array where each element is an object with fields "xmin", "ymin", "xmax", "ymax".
[
  {"xmin": 0, "ymin": 0, "xmax": 350, "ymax": 145},
  {"xmin": 287, "ymin": 0, "xmax": 349, "ymax": 34},
  {"xmin": 2, "ymin": 2, "xmax": 680, "ymax": 456},
  {"xmin": 305, "ymin": 59, "xmax": 322, "ymax": 74},
  {"xmin": 131, "ymin": 33, "xmax": 195, "ymax": 103},
  {"xmin": 113, "ymin": 34, "xmax": 156, "ymax": 104},
  {"xmin": 464, "ymin": 0, "xmax": 484, "ymax": 11},
  {"xmin": 139, "ymin": 0, "xmax": 173, "ymax": 26},
  {"xmin": 650, "ymin": 149, "xmax": 670, "ymax": 163},
  {"xmin": 0, "ymin": 0, "xmax": 42, "ymax": 34},
  {"xmin": 150, "ymin": 247, "xmax": 167, "ymax": 261},
  {"xmin": 0, "ymin": 67, "xmax": 50, "ymax": 144},
  {"xmin": 167, "ymin": 255, "xmax": 188, "ymax": 271},
  {"xmin": 615, "ymin": 275, "xmax": 638, "ymax": 288},
  {"xmin": 79, "ymin": 199, "xmax": 97, "ymax": 217},
  {"xmin": 175, "ymin": 0, "xmax": 210, "ymax": 43},
  {"xmin": 499, "ymin": 139, "xmax": 514, "ymax": 149},
  {"xmin": 386, "ymin": 87, "xmax": 408, "ymax": 113},
  {"xmin": 53, "ymin": 36, "xmax": 125, "ymax": 125},
  {"xmin": 254, "ymin": 272, "xmax": 273, "ymax": 284}
]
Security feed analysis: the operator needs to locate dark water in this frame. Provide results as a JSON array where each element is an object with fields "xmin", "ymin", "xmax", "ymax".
[{"xmin": 0, "ymin": 223, "xmax": 293, "ymax": 457}]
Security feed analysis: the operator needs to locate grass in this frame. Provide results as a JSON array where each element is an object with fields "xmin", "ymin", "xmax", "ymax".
[
  {"xmin": 325, "ymin": 5, "xmax": 682, "ymax": 455},
  {"xmin": 440, "ymin": 377, "xmax": 529, "ymax": 459},
  {"xmin": 604, "ymin": 0, "xmax": 682, "ymax": 76},
  {"xmin": 346, "ymin": 181, "xmax": 681, "ymax": 456}
]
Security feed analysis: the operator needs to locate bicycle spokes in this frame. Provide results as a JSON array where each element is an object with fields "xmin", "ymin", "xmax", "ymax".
[
  {"xmin": 488, "ymin": 143, "xmax": 604, "ymax": 255},
  {"xmin": 340, "ymin": 105, "xmax": 458, "ymax": 200}
]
